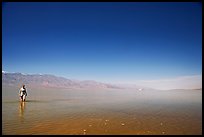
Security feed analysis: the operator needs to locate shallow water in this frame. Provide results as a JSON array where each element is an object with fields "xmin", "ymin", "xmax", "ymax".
[{"xmin": 2, "ymin": 86, "xmax": 202, "ymax": 135}]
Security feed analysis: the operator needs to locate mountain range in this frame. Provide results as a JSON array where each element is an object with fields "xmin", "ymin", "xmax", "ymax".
[
  {"xmin": 2, "ymin": 71, "xmax": 201, "ymax": 91},
  {"xmin": 2, "ymin": 71, "xmax": 123, "ymax": 89}
]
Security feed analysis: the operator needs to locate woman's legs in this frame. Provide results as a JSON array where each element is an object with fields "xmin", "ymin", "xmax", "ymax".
[
  {"xmin": 23, "ymin": 95, "xmax": 26, "ymax": 102},
  {"xmin": 20, "ymin": 96, "xmax": 23, "ymax": 101}
]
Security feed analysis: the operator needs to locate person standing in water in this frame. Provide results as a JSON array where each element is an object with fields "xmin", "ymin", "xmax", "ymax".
[{"xmin": 19, "ymin": 84, "xmax": 27, "ymax": 102}]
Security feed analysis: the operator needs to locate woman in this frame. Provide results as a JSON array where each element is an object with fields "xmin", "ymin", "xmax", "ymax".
[{"xmin": 19, "ymin": 84, "xmax": 27, "ymax": 102}]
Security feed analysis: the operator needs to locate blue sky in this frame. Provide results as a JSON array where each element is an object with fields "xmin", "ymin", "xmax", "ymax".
[{"xmin": 2, "ymin": 2, "xmax": 202, "ymax": 83}]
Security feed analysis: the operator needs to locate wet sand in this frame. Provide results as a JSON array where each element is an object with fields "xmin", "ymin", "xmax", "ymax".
[{"xmin": 2, "ymin": 86, "xmax": 202, "ymax": 135}]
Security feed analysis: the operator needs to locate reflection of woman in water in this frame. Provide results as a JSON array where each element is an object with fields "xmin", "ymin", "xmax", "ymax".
[
  {"xmin": 19, "ymin": 84, "xmax": 27, "ymax": 102},
  {"xmin": 19, "ymin": 101, "xmax": 26, "ymax": 122}
]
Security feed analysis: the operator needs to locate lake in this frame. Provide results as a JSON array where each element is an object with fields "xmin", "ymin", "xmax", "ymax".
[{"xmin": 2, "ymin": 86, "xmax": 202, "ymax": 135}]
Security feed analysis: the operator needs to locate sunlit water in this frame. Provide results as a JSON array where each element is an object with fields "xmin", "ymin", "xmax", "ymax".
[{"xmin": 2, "ymin": 86, "xmax": 202, "ymax": 135}]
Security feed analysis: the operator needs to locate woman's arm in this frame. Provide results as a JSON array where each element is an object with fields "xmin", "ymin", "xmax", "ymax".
[{"xmin": 19, "ymin": 89, "xmax": 22, "ymax": 96}]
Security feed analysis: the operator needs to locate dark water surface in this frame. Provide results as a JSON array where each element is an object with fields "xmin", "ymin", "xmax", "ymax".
[{"xmin": 2, "ymin": 86, "xmax": 202, "ymax": 135}]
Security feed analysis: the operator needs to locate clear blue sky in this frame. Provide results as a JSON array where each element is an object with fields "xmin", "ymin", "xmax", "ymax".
[{"xmin": 2, "ymin": 2, "xmax": 202, "ymax": 83}]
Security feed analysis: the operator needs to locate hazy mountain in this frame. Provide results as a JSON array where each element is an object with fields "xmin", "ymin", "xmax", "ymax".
[{"xmin": 2, "ymin": 72, "xmax": 122, "ymax": 89}]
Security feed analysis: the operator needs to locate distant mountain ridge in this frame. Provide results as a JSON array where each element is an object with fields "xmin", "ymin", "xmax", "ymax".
[
  {"xmin": 2, "ymin": 71, "xmax": 121, "ymax": 89},
  {"xmin": 2, "ymin": 71, "xmax": 200, "ymax": 91}
]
